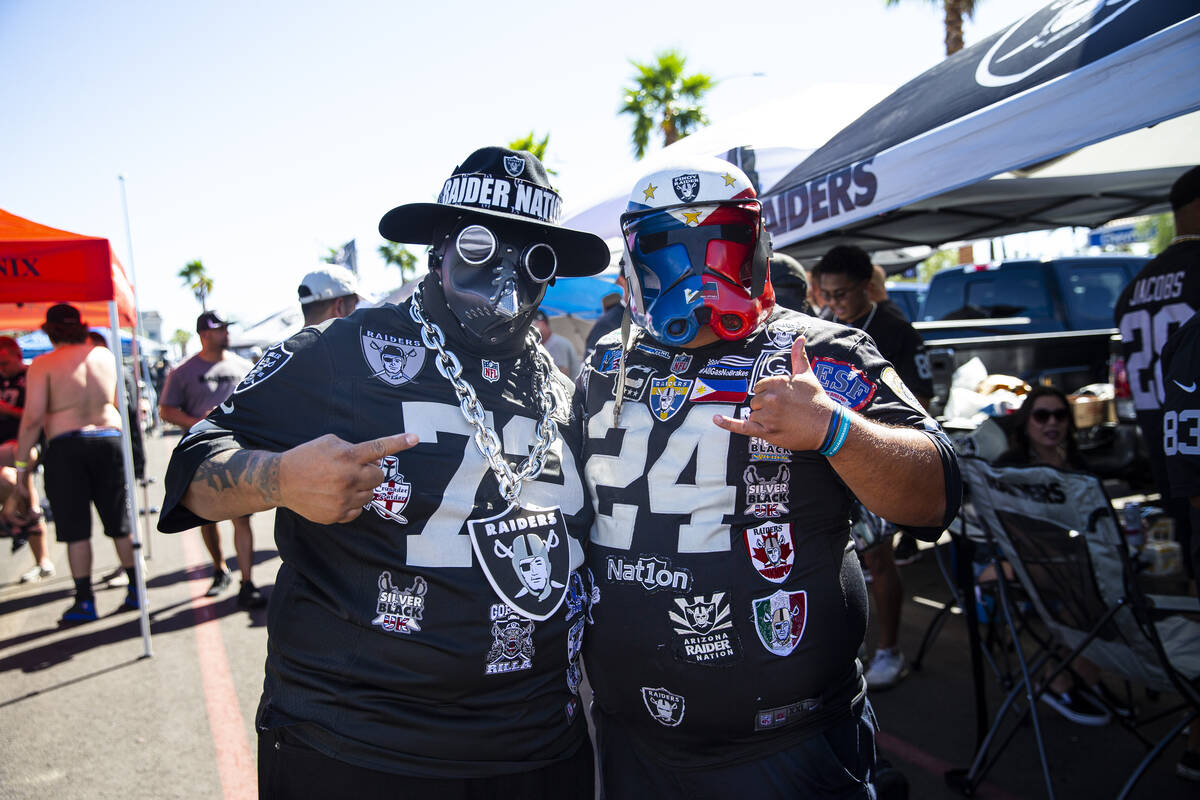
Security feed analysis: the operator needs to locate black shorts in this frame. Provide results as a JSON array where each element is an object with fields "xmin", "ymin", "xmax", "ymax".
[
  {"xmin": 258, "ymin": 726, "xmax": 594, "ymax": 800},
  {"xmin": 43, "ymin": 429, "xmax": 131, "ymax": 543}
]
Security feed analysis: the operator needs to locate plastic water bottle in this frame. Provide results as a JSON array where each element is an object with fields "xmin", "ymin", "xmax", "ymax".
[{"xmin": 1121, "ymin": 502, "xmax": 1144, "ymax": 552}]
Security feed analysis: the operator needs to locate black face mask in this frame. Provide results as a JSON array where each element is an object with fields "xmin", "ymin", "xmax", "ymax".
[{"xmin": 433, "ymin": 217, "xmax": 558, "ymax": 350}]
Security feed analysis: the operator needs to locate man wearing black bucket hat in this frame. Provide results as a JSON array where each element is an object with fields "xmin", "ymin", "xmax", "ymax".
[{"xmin": 158, "ymin": 147, "xmax": 607, "ymax": 798}]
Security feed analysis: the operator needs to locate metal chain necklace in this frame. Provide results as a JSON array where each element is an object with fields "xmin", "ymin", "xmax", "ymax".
[{"xmin": 409, "ymin": 285, "xmax": 560, "ymax": 504}]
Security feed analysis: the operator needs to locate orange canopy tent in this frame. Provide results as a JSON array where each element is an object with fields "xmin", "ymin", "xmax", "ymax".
[
  {"xmin": 0, "ymin": 206, "xmax": 151, "ymax": 655},
  {"xmin": 0, "ymin": 208, "xmax": 136, "ymax": 330}
]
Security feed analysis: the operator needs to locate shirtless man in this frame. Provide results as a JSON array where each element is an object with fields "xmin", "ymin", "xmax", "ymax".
[{"xmin": 9, "ymin": 304, "xmax": 135, "ymax": 623}]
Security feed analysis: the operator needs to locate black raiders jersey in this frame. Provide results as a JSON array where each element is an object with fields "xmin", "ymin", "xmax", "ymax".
[
  {"xmin": 578, "ymin": 307, "xmax": 959, "ymax": 768},
  {"xmin": 0, "ymin": 368, "xmax": 25, "ymax": 442},
  {"xmin": 1161, "ymin": 311, "xmax": 1200, "ymax": 500},
  {"xmin": 158, "ymin": 300, "xmax": 594, "ymax": 778},
  {"xmin": 856, "ymin": 302, "xmax": 933, "ymax": 402},
  {"xmin": 1114, "ymin": 242, "xmax": 1200, "ymax": 491}
]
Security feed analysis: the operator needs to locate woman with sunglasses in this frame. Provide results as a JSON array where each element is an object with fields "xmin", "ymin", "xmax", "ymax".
[{"xmin": 995, "ymin": 385, "xmax": 1134, "ymax": 725}]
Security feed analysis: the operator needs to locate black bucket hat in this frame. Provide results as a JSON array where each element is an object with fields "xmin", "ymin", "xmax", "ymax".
[{"xmin": 378, "ymin": 146, "xmax": 609, "ymax": 277}]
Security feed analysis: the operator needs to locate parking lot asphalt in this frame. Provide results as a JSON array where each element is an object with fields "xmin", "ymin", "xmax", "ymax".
[{"xmin": 0, "ymin": 431, "xmax": 1194, "ymax": 799}]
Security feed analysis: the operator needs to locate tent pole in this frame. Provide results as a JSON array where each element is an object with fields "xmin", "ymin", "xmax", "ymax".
[
  {"xmin": 118, "ymin": 175, "xmax": 154, "ymax": 561},
  {"xmin": 110, "ymin": 300, "xmax": 152, "ymax": 658}
]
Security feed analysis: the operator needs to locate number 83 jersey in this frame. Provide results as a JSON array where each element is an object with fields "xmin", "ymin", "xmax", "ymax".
[{"xmin": 579, "ymin": 307, "xmax": 954, "ymax": 768}]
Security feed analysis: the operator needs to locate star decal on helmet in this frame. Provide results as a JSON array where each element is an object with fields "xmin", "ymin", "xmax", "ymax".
[
  {"xmin": 681, "ymin": 210, "xmax": 701, "ymax": 226},
  {"xmin": 643, "ymin": 182, "xmax": 658, "ymax": 201},
  {"xmin": 722, "ymin": 172, "xmax": 736, "ymax": 187}
]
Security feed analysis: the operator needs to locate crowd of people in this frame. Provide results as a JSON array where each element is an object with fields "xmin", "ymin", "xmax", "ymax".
[{"xmin": 6, "ymin": 149, "xmax": 1198, "ymax": 796}]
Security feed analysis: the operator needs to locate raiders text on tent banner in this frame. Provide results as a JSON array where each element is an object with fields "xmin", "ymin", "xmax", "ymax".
[{"xmin": 437, "ymin": 173, "xmax": 562, "ymax": 224}]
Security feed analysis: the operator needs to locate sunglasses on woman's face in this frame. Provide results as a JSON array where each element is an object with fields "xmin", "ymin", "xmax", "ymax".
[{"xmin": 1031, "ymin": 408, "xmax": 1069, "ymax": 423}]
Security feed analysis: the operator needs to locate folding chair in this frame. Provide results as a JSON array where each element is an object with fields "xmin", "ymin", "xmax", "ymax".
[{"xmin": 952, "ymin": 456, "xmax": 1200, "ymax": 799}]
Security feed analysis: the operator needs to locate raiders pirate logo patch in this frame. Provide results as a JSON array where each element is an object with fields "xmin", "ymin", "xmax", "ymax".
[
  {"xmin": 503, "ymin": 154, "xmax": 525, "ymax": 177},
  {"xmin": 670, "ymin": 592, "xmax": 742, "ymax": 666},
  {"xmin": 486, "ymin": 603, "xmax": 535, "ymax": 675},
  {"xmin": 364, "ymin": 455, "xmax": 411, "ymax": 524},
  {"xmin": 752, "ymin": 589, "xmax": 807, "ymax": 656},
  {"xmin": 649, "ymin": 374, "xmax": 692, "ymax": 422},
  {"xmin": 744, "ymin": 521, "xmax": 794, "ymax": 583},
  {"xmin": 467, "ymin": 503, "xmax": 569, "ymax": 621},
  {"xmin": 642, "ymin": 687, "xmax": 686, "ymax": 727},
  {"xmin": 234, "ymin": 341, "xmax": 291, "ymax": 394},
  {"xmin": 671, "ymin": 172, "xmax": 700, "ymax": 203},
  {"xmin": 362, "ymin": 328, "xmax": 425, "ymax": 387}
]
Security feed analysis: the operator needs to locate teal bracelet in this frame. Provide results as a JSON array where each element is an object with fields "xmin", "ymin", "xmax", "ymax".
[{"xmin": 819, "ymin": 407, "xmax": 852, "ymax": 457}]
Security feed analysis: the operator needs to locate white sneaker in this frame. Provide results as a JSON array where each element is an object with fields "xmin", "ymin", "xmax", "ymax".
[
  {"xmin": 865, "ymin": 648, "xmax": 908, "ymax": 690},
  {"xmin": 20, "ymin": 561, "xmax": 55, "ymax": 583}
]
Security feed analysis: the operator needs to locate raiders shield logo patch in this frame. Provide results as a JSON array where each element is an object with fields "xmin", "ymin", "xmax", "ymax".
[
  {"xmin": 752, "ymin": 589, "xmax": 807, "ymax": 656},
  {"xmin": 503, "ymin": 154, "xmax": 526, "ymax": 177},
  {"xmin": 671, "ymin": 172, "xmax": 700, "ymax": 203},
  {"xmin": 234, "ymin": 341, "xmax": 291, "ymax": 394},
  {"xmin": 362, "ymin": 328, "xmax": 425, "ymax": 387},
  {"xmin": 467, "ymin": 503, "xmax": 569, "ymax": 621},
  {"xmin": 744, "ymin": 521, "xmax": 794, "ymax": 583},
  {"xmin": 364, "ymin": 455, "xmax": 411, "ymax": 524},
  {"xmin": 642, "ymin": 687, "xmax": 686, "ymax": 727},
  {"xmin": 648, "ymin": 374, "xmax": 692, "ymax": 422},
  {"xmin": 670, "ymin": 592, "xmax": 742, "ymax": 666}
]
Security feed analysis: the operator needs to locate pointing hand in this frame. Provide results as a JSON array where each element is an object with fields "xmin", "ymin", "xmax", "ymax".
[{"xmin": 279, "ymin": 432, "xmax": 419, "ymax": 524}]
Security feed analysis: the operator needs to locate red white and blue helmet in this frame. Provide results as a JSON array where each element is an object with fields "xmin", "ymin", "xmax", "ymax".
[{"xmin": 620, "ymin": 157, "xmax": 774, "ymax": 346}]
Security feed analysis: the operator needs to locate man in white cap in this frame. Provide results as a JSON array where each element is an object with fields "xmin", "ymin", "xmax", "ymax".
[{"xmin": 299, "ymin": 265, "xmax": 360, "ymax": 326}]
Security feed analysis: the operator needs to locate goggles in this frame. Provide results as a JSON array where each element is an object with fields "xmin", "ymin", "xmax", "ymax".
[{"xmin": 455, "ymin": 224, "xmax": 558, "ymax": 284}]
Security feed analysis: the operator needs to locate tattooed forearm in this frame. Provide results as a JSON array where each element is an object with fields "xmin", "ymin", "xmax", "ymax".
[{"xmin": 195, "ymin": 450, "xmax": 283, "ymax": 505}]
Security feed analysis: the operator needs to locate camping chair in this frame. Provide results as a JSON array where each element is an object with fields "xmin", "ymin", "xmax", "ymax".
[{"xmin": 951, "ymin": 457, "xmax": 1200, "ymax": 799}]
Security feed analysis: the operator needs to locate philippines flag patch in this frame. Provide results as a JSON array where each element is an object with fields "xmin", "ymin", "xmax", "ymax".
[{"xmin": 689, "ymin": 376, "xmax": 749, "ymax": 403}]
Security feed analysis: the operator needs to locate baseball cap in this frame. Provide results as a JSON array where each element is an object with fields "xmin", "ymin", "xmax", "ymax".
[
  {"xmin": 298, "ymin": 265, "xmax": 359, "ymax": 305},
  {"xmin": 44, "ymin": 303, "xmax": 83, "ymax": 326},
  {"xmin": 378, "ymin": 146, "xmax": 609, "ymax": 277},
  {"xmin": 196, "ymin": 311, "xmax": 229, "ymax": 332}
]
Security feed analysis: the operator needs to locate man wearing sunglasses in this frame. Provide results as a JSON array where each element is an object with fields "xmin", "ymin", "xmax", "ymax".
[
  {"xmin": 158, "ymin": 147, "xmax": 609, "ymax": 798},
  {"xmin": 579, "ymin": 157, "xmax": 959, "ymax": 798},
  {"xmin": 816, "ymin": 244, "xmax": 934, "ymax": 693}
]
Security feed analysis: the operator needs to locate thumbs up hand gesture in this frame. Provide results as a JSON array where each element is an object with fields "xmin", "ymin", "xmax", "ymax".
[
  {"xmin": 713, "ymin": 337, "xmax": 840, "ymax": 452},
  {"xmin": 279, "ymin": 432, "xmax": 419, "ymax": 524}
]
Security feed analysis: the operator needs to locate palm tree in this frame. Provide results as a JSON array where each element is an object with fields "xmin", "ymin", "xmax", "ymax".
[
  {"xmin": 177, "ymin": 259, "xmax": 213, "ymax": 311},
  {"xmin": 886, "ymin": 0, "xmax": 979, "ymax": 56},
  {"xmin": 620, "ymin": 49, "xmax": 715, "ymax": 159},
  {"xmin": 378, "ymin": 242, "xmax": 419, "ymax": 283},
  {"xmin": 169, "ymin": 328, "xmax": 192, "ymax": 359}
]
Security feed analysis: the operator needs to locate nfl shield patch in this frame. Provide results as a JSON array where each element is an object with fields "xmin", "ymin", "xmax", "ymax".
[
  {"xmin": 752, "ymin": 589, "xmax": 807, "ymax": 656},
  {"xmin": 482, "ymin": 359, "xmax": 500, "ymax": 383},
  {"xmin": 670, "ymin": 352, "xmax": 692, "ymax": 373},
  {"xmin": 744, "ymin": 521, "xmax": 794, "ymax": 583},
  {"xmin": 811, "ymin": 357, "xmax": 876, "ymax": 411},
  {"xmin": 467, "ymin": 503, "xmax": 569, "ymax": 621},
  {"xmin": 642, "ymin": 687, "xmax": 686, "ymax": 727},
  {"xmin": 365, "ymin": 455, "xmax": 412, "ymax": 524},
  {"xmin": 235, "ymin": 341, "xmax": 292, "ymax": 394},
  {"xmin": 648, "ymin": 374, "xmax": 692, "ymax": 422}
]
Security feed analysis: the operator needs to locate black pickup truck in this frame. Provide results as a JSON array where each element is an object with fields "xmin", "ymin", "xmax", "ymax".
[{"xmin": 915, "ymin": 255, "xmax": 1150, "ymax": 483}]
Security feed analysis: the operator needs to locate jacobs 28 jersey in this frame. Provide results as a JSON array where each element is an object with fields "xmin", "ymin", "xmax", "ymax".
[
  {"xmin": 579, "ymin": 307, "xmax": 958, "ymax": 768},
  {"xmin": 158, "ymin": 300, "xmax": 594, "ymax": 778}
]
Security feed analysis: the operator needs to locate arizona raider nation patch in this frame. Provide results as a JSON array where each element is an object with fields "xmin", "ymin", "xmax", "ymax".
[
  {"xmin": 752, "ymin": 589, "xmax": 807, "ymax": 656},
  {"xmin": 642, "ymin": 686, "xmax": 686, "ymax": 727},
  {"xmin": 468, "ymin": 504, "xmax": 569, "ymax": 622},
  {"xmin": 365, "ymin": 455, "xmax": 411, "ymax": 524},
  {"xmin": 670, "ymin": 592, "xmax": 742, "ymax": 666},
  {"xmin": 235, "ymin": 341, "xmax": 292, "ymax": 394},
  {"xmin": 362, "ymin": 328, "xmax": 425, "ymax": 387},
  {"xmin": 372, "ymin": 572, "xmax": 427, "ymax": 635},
  {"xmin": 486, "ymin": 603, "xmax": 535, "ymax": 675},
  {"xmin": 744, "ymin": 521, "xmax": 794, "ymax": 583},
  {"xmin": 811, "ymin": 357, "xmax": 876, "ymax": 411}
]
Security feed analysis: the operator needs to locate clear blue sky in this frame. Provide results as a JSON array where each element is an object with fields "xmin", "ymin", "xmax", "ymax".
[{"xmin": 0, "ymin": 0, "xmax": 1049, "ymax": 346}]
